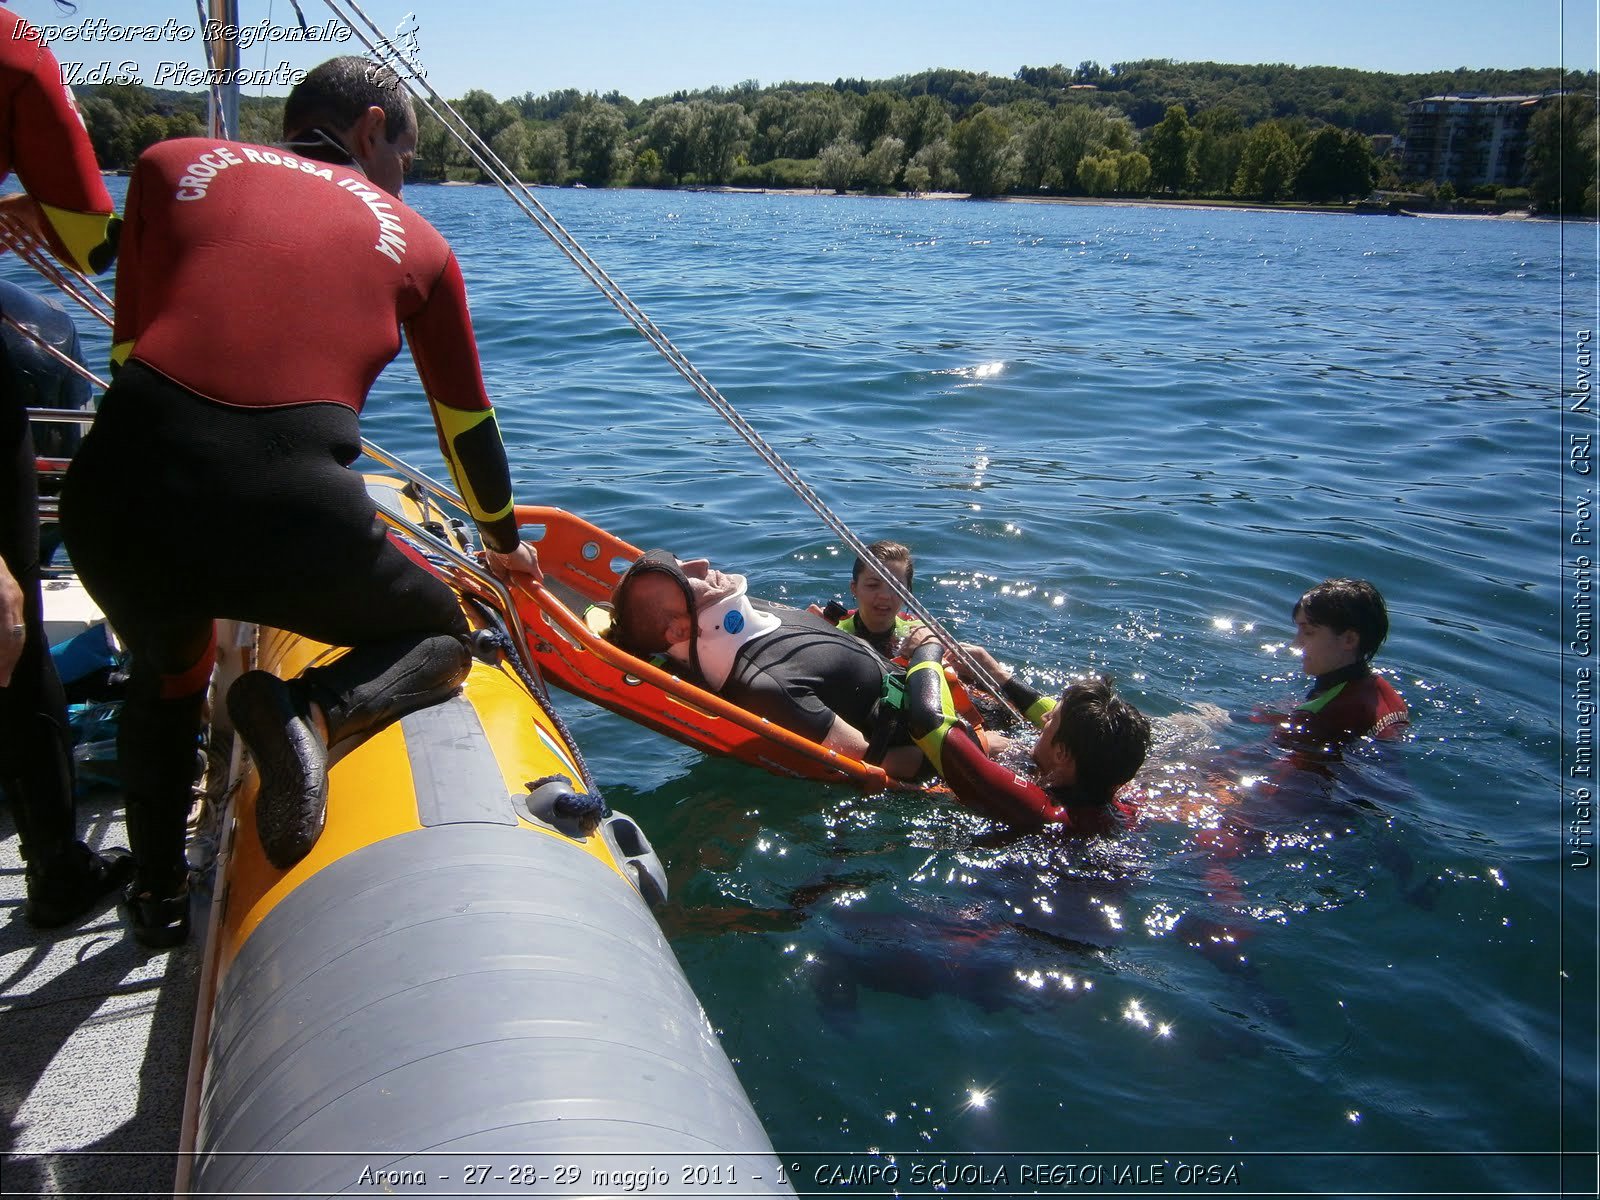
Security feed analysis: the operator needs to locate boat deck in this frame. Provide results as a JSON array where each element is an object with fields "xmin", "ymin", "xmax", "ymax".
[{"xmin": 0, "ymin": 788, "xmax": 197, "ymax": 1197}]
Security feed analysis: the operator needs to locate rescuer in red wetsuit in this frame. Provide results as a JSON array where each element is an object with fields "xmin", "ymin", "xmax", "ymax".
[
  {"xmin": 902, "ymin": 639, "xmax": 1150, "ymax": 833},
  {"xmin": 0, "ymin": 1, "xmax": 130, "ymax": 927},
  {"xmin": 0, "ymin": 4, "xmax": 118, "ymax": 275},
  {"xmin": 60, "ymin": 57, "xmax": 540, "ymax": 946}
]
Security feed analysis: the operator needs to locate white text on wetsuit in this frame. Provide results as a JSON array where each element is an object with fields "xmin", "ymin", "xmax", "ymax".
[
  {"xmin": 173, "ymin": 146, "xmax": 408, "ymax": 264},
  {"xmin": 174, "ymin": 145, "xmax": 332, "ymax": 201},
  {"xmin": 335, "ymin": 177, "xmax": 409, "ymax": 264}
]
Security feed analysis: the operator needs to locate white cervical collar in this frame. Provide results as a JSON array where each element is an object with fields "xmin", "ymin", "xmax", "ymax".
[{"xmin": 669, "ymin": 575, "xmax": 780, "ymax": 690}]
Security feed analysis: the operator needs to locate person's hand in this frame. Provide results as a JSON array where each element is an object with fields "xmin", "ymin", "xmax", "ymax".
[
  {"xmin": 899, "ymin": 625, "xmax": 942, "ymax": 658},
  {"xmin": 953, "ymin": 643, "xmax": 1010, "ymax": 687},
  {"xmin": 980, "ymin": 730, "xmax": 1013, "ymax": 759},
  {"xmin": 485, "ymin": 541, "xmax": 542, "ymax": 590},
  {"xmin": 0, "ymin": 557, "xmax": 24, "ymax": 687}
]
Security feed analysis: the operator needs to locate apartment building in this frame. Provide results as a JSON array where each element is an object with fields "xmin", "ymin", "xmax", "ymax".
[{"xmin": 1396, "ymin": 93, "xmax": 1551, "ymax": 188}]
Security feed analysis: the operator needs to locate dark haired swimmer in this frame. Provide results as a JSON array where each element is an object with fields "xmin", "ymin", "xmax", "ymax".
[
  {"xmin": 1282, "ymin": 578, "xmax": 1408, "ymax": 745},
  {"xmin": 902, "ymin": 637, "xmax": 1151, "ymax": 833},
  {"xmin": 61, "ymin": 56, "xmax": 538, "ymax": 946},
  {"xmin": 829, "ymin": 540, "xmax": 924, "ymax": 659}
]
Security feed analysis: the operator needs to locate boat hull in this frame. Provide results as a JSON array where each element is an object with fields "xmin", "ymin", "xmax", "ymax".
[{"xmin": 185, "ymin": 479, "xmax": 790, "ymax": 1195}]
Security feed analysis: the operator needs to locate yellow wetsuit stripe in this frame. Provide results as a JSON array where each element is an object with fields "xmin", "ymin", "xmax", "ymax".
[
  {"xmin": 40, "ymin": 203, "xmax": 114, "ymax": 275},
  {"xmin": 1024, "ymin": 693, "xmax": 1055, "ymax": 728},
  {"xmin": 433, "ymin": 404, "xmax": 514, "ymax": 526},
  {"xmin": 906, "ymin": 658, "xmax": 957, "ymax": 774},
  {"xmin": 1298, "ymin": 680, "xmax": 1347, "ymax": 715}
]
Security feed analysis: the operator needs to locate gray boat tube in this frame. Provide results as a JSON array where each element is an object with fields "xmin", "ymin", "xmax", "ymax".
[{"xmin": 190, "ymin": 700, "xmax": 792, "ymax": 1197}]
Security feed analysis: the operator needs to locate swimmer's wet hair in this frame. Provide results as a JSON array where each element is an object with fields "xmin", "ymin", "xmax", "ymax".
[
  {"xmin": 1294, "ymin": 578, "xmax": 1390, "ymax": 662},
  {"xmin": 284, "ymin": 56, "xmax": 412, "ymax": 143},
  {"xmin": 1052, "ymin": 677, "xmax": 1151, "ymax": 803},
  {"xmin": 852, "ymin": 540, "xmax": 915, "ymax": 590}
]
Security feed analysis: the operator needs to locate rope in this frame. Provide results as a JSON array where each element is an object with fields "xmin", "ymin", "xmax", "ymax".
[
  {"xmin": 0, "ymin": 221, "xmax": 114, "ymax": 327},
  {"xmin": 462, "ymin": 593, "xmax": 607, "ymax": 809},
  {"xmin": 316, "ymin": 0, "xmax": 1025, "ymax": 725}
]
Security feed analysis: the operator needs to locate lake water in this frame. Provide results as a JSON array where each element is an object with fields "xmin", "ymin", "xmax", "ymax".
[{"xmin": 30, "ymin": 181, "xmax": 1598, "ymax": 1195}]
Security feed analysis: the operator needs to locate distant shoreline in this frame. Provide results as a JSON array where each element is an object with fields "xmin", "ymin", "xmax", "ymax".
[
  {"xmin": 407, "ymin": 178, "xmax": 1556, "ymax": 221},
  {"xmin": 683, "ymin": 185, "xmax": 1545, "ymax": 221}
]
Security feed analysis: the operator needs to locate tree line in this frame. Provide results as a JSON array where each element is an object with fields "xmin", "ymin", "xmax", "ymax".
[{"xmin": 76, "ymin": 58, "xmax": 1598, "ymax": 214}]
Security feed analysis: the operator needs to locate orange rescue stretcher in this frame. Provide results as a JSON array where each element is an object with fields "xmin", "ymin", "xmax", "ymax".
[{"xmin": 507, "ymin": 505, "xmax": 906, "ymax": 791}]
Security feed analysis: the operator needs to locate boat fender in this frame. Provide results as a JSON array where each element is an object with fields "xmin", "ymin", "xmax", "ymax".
[
  {"xmin": 601, "ymin": 811, "xmax": 669, "ymax": 908},
  {"xmin": 523, "ymin": 772, "xmax": 604, "ymax": 836}
]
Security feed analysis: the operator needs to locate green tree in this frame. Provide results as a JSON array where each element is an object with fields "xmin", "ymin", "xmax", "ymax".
[
  {"xmin": 1295, "ymin": 126, "xmax": 1375, "ymax": 202},
  {"xmin": 951, "ymin": 107, "xmax": 1017, "ymax": 196},
  {"xmin": 1117, "ymin": 148, "xmax": 1152, "ymax": 193},
  {"xmin": 238, "ymin": 98, "xmax": 284, "ymax": 146},
  {"xmin": 1014, "ymin": 111, "xmax": 1057, "ymax": 190},
  {"xmin": 855, "ymin": 90, "xmax": 898, "ymax": 148},
  {"xmin": 908, "ymin": 138, "xmax": 955, "ymax": 191},
  {"xmin": 415, "ymin": 108, "xmax": 468, "ymax": 180},
  {"xmin": 525, "ymin": 125, "xmax": 567, "ymax": 184},
  {"xmin": 817, "ymin": 136, "xmax": 861, "ymax": 192},
  {"xmin": 1076, "ymin": 152, "xmax": 1119, "ymax": 196},
  {"xmin": 491, "ymin": 119, "xmax": 528, "ymax": 179},
  {"xmin": 1145, "ymin": 104, "xmax": 1194, "ymax": 192},
  {"xmin": 1527, "ymin": 93, "xmax": 1599, "ymax": 215},
  {"xmin": 695, "ymin": 102, "xmax": 755, "ymax": 183},
  {"xmin": 859, "ymin": 135, "xmax": 905, "ymax": 191},
  {"xmin": 749, "ymin": 91, "xmax": 799, "ymax": 162},
  {"xmin": 571, "ymin": 102, "xmax": 627, "ymax": 185},
  {"xmin": 1191, "ymin": 106, "xmax": 1245, "ymax": 194},
  {"xmin": 781, "ymin": 90, "xmax": 848, "ymax": 159},
  {"xmin": 78, "ymin": 82, "xmax": 149, "ymax": 167},
  {"xmin": 643, "ymin": 102, "xmax": 698, "ymax": 184},
  {"xmin": 1048, "ymin": 104, "xmax": 1133, "ymax": 193},
  {"xmin": 1233, "ymin": 121, "xmax": 1300, "ymax": 201},
  {"xmin": 631, "ymin": 147, "xmax": 665, "ymax": 187},
  {"xmin": 892, "ymin": 94, "xmax": 951, "ymax": 159}
]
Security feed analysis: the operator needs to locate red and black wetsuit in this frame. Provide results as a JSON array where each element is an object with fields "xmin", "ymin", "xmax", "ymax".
[
  {"xmin": 903, "ymin": 645, "xmax": 1131, "ymax": 834},
  {"xmin": 59, "ymin": 137, "xmax": 521, "ymax": 894},
  {"xmin": 0, "ymin": 9, "xmax": 117, "ymax": 880},
  {"xmin": 0, "ymin": 9, "xmax": 117, "ymax": 273},
  {"xmin": 1283, "ymin": 663, "xmax": 1409, "ymax": 745}
]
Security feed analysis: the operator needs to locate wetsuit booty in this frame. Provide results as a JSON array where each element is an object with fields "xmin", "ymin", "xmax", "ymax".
[
  {"xmin": 120, "ymin": 880, "xmax": 191, "ymax": 949},
  {"xmin": 228, "ymin": 671, "xmax": 328, "ymax": 870},
  {"xmin": 302, "ymin": 634, "xmax": 471, "ymax": 750},
  {"xmin": 24, "ymin": 841, "xmax": 135, "ymax": 928}
]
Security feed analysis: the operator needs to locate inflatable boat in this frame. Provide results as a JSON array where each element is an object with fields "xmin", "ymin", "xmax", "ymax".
[{"xmin": 176, "ymin": 468, "xmax": 794, "ymax": 1196}]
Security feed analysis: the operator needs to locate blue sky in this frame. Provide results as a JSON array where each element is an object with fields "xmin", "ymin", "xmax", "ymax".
[{"xmin": 21, "ymin": 0, "xmax": 1599, "ymax": 102}]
